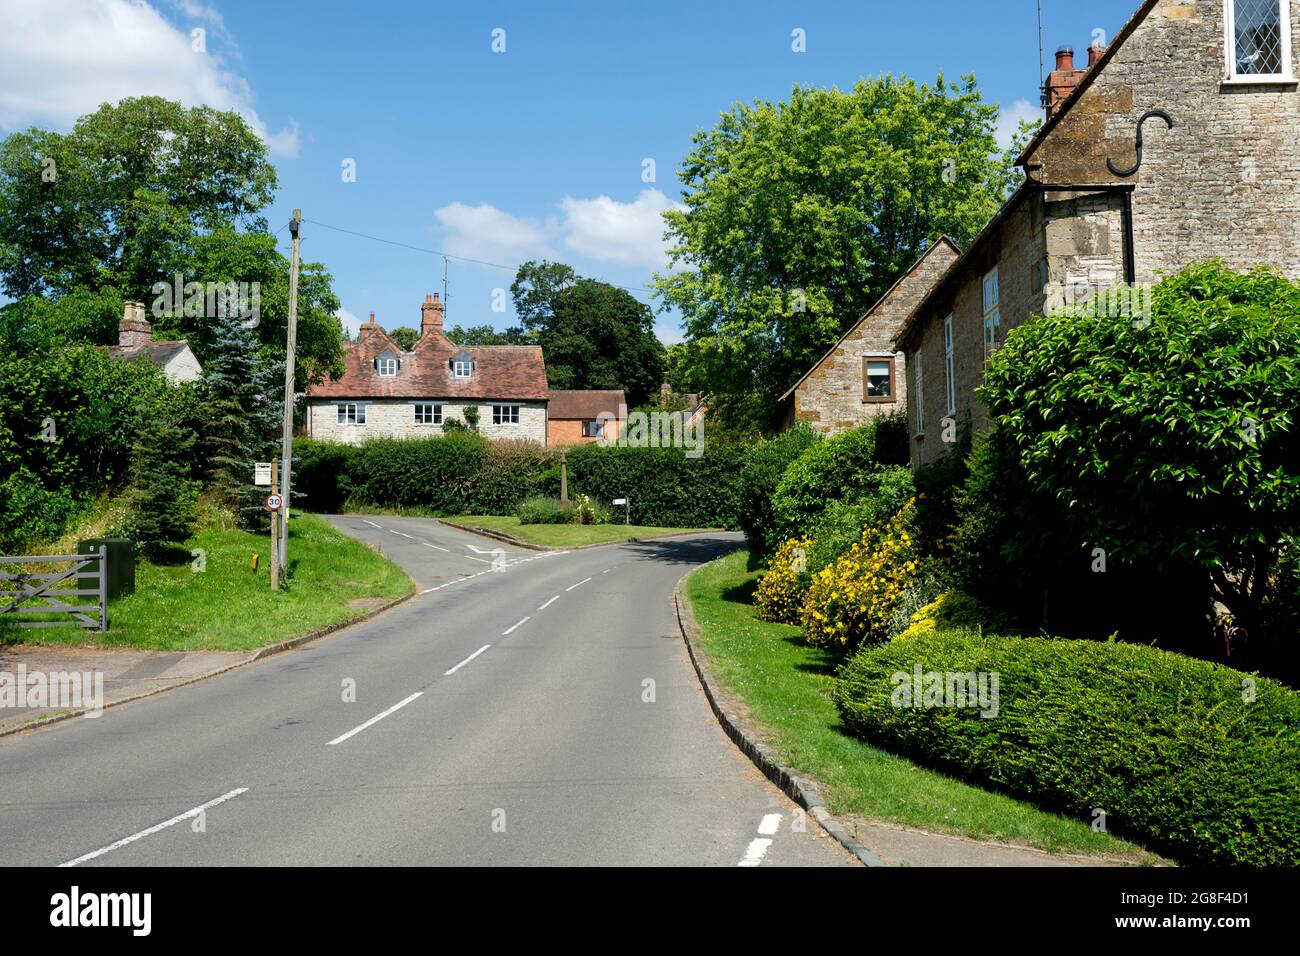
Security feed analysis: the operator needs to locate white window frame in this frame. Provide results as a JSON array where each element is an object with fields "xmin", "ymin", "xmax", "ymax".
[
  {"xmin": 982, "ymin": 268, "xmax": 1001, "ymax": 359},
  {"xmin": 336, "ymin": 402, "xmax": 366, "ymax": 426},
  {"xmin": 582, "ymin": 419, "xmax": 603, "ymax": 438},
  {"xmin": 943, "ymin": 314, "xmax": 957, "ymax": 417},
  {"xmin": 492, "ymin": 403, "xmax": 521, "ymax": 426},
  {"xmin": 913, "ymin": 354, "xmax": 925, "ymax": 437},
  {"xmin": 453, "ymin": 360, "xmax": 472, "ymax": 378},
  {"xmin": 414, "ymin": 402, "xmax": 442, "ymax": 425},
  {"xmin": 1225, "ymin": 0, "xmax": 1294, "ymax": 82},
  {"xmin": 376, "ymin": 356, "xmax": 398, "ymax": 377}
]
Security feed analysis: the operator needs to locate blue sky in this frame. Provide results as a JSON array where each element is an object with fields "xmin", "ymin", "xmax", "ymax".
[{"xmin": 1, "ymin": 0, "xmax": 1143, "ymax": 342}]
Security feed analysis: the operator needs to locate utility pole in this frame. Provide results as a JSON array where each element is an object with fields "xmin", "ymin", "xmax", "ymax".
[
  {"xmin": 270, "ymin": 459, "xmax": 280, "ymax": 590},
  {"xmin": 279, "ymin": 209, "xmax": 301, "ymax": 577}
]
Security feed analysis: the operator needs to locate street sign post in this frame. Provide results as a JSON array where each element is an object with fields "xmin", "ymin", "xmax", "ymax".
[{"xmin": 612, "ymin": 497, "xmax": 629, "ymax": 525}]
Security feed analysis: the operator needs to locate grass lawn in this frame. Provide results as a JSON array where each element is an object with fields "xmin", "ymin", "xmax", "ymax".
[
  {"xmin": 442, "ymin": 514, "xmax": 711, "ymax": 548},
  {"xmin": 685, "ymin": 549, "xmax": 1158, "ymax": 861},
  {"xmin": 3, "ymin": 512, "xmax": 412, "ymax": 653}
]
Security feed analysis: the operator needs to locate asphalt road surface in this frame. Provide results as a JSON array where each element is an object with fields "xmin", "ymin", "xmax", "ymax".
[{"xmin": 0, "ymin": 516, "xmax": 855, "ymax": 867}]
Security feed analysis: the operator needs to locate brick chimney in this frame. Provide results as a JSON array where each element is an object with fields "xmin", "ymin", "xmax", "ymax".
[
  {"xmin": 1042, "ymin": 46, "xmax": 1085, "ymax": 118},
  {"xmin": 421, "ymin": 293, "xmax": 445, "ymax": 335},
  {"xmin": 118, "ymin": 301, "xmax": 151, "ymax": 349},
  {"xmin": 1088, "ymin": 41, "xmax": 1106, "ymax": 67}
]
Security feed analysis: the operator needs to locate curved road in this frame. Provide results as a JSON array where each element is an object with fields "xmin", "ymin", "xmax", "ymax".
[{"xmin": 0, "ymin": 516, "xmax": 855, "ymax": 867}]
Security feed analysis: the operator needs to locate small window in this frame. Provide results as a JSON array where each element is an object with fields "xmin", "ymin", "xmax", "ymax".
[
  {"xmin": 414, "ymin": 403, "xmax": 442, "ymax": 425},
  {"xmin": 863, "ymin": 356, "xmax": 896, "ymax": 403},
  {"xmin": 943, "ymin": 314, "xmax": 957, "ymax": 417},
  {"xmin": 492, "ymin": 404, "xmax": 520, "ymax": 425},
  {"xmin": 582, "ymin": 419, "xmax": 603, "ymax": 438},
  {"xmin": 914, "ymin": 355, "xmax": 925, "ymax": 436},
  {"xmin": 336, "ymin": 403, "xmax": 366, "ymax": 426},
  {"xmin": 1227, "ymin": 0, "xmax": 1293, "ymax": 80},
  {"xmin": 983, "ymin": 268, "xmax": 1001, "ymax": 357},
  {"xmin": 376, "ymin": 356, "xmax": 398, "ymax": 377},
  {"xmin": 453, "ymin": 360, "xmax": 472, "ymax": 378}
]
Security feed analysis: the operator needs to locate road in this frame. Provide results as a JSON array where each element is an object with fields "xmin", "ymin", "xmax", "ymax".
[{"xmin": 0, "ymin": 516, "xmax": 855, "ymax": 867}]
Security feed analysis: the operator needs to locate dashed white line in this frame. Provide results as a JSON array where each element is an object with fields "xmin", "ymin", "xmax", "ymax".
[
  {"xmin": 362, "ymin": 519, "xmax": 383, "ymax": 529},
  {"xmin": 326, "ymin": 692, "xmax": 423, "ymax": 746},
  {"xmin": 737, "ymin": 838, "xmax": 774, "ymax": 867},
  {"xmin": 421, "ymin": 542, "xmax": 450, "ymax": 552},
  {"xmin": 602, "ymin": 568, "xmax": 611, "ymax": 574},
  {"xmin": 59, "ymin": 788, "xmax": 249, "ymax": 867},
  {"xmin": 565, "ymin": 577, "xmax": 593, "ymax": 591},
  {"xmin": 537, "ymin": 595, "xmax": 559, "ymax": 611},
  {"xmin": 757, "ymin": 812, "xmax": 782, "ymax": 835},
  {"xmin": 502, "ymin": 616, "xmax": 529, "ymax": 635},
  {"xmin": 444, "ymin": 644, "xmax": 491, "ymax": 675},
  {"xmin": 390, "ymin": 530, "xmax": 414, "ymax": 539},
  {"xmin": 466, "ymin": 555, "xmax": 494, "ymax": 564}
]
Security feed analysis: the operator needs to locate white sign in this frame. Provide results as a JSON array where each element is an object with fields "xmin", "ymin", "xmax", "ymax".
[
  {"xmin": 612, "ymin": 498, "xmax": 627, "ymax": 505},
  {"xmin": 254, "ymin": 462, "xmax": 273, "ymax": 486}
]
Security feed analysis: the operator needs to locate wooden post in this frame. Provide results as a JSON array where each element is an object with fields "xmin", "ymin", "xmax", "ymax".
[
  {"xmin": 98, "ymin": 544, "xmax": 108, "ymax": 631},
  {"xmin": 559, "ymin": 449, "xmax": 568, "ymax": 506},
  {"xmin": 270, "ymin": 459, "xmax": 280, "ymax": 590},
  {"xmin": 279, "ymin": 210, "xmax": 302, "ymax": 576}
]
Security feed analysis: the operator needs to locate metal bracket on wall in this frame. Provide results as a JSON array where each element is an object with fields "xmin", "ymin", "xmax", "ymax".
[{"xmin": 1106, "ymin": 109, "xmax": 1174, "ymax": 177}]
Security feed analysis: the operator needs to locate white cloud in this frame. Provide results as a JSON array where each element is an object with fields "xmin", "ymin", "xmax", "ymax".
[
  {"xmin": 433, "ymin": 188, "xmax": 683, "ymax": 273},
  {"xmin": 996, "ymin": 99, "xmax": 1041, "ymax": 152},
  {"xmin": 560, "ymin": 189, "xmax": 683, "ymax": 270},
  {"xmin": 0, "ymin": 0, "xmax": 298, "ymax": 157}
]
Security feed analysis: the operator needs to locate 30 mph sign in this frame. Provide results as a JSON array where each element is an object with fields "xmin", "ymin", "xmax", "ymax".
[{"xmin": 264, "ymin": 493, "xmax": 283, "ymax": 512}]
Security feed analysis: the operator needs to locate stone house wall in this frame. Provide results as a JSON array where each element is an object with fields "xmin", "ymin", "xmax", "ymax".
[{"xmin": 307, "ymin": 399, "xmax": 547, "ymax": 445}]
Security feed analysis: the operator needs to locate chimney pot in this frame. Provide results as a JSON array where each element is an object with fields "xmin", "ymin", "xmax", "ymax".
[
  {"xmin": 118, "ymin": 300, "xmax": 152, "ymax": 349},
  {"xmin": 1088, "ymin": 42, "xmax": 1105, "ymax": 66},
  {"xmin": 421, "ymin": 292, "xmax": 445, "ymax": 336}
]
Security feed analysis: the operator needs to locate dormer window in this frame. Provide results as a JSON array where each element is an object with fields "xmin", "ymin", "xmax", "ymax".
[
  {"xmin": 375, "ymin": 351, "xmax": 398, "ymax": 377},
  {"xmin": 1226, "ymin": 0, "xmax": 1293, "ymax": 82},
  {"xmin": 454, "ymin": 360, "xmax": 471, "ymax": 378},
  {"xmin": 451, "ymin": 349, "xmax": 474, "ymax": 379}
]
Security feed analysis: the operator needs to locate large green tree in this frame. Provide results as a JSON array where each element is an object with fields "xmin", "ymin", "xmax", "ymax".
[
  {"xmin": 511, "ymin": 260, "xmax": 665, "ymax": 406},
  {"xmin": 656, "ymin": 74, "xmax": 1016, "ymax": 428}
]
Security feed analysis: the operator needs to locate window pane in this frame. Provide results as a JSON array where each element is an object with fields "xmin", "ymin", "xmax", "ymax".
[
  {"xmin": 983, "ymin": 270, "xmax": 999, "ymax": 311},
  {"xmin": 866, "ymin": 360, "xmax": 892, "ymax": 397},
  {"xmin": 1236, "ymin": 0, "xmax": 1285, "ymax": 75}
]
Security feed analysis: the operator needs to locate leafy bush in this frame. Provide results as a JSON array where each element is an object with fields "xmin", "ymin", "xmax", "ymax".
[
  {"xmin": 126, "ymin": 396, "xmax": 199, "ymax": 558},
  {"xmin": 754, "ymin": 537, "xmax": 813, "ymax": 625},
  {"xmin": 0, "ymin": 468, "xmax": 82, "ymax": 552},
  {"xmin": 293, "ymin": 438, "xmax": 356, "ymax": 513},
  {"xmin": 834, "ymin": 629, "xmax": 1300, "ymax": 865},
  {"xmin": 518, "ymin": 497, "xmax": 569, "ymax": 525},
  {"xmin": 735, "ymin": 424, "xmax": 820, "ymax": 560},
  {"xmin": 348, "ymin": 433, "xmax": 488, "ymax": 512},
  {"xmin": 802, "ymin": 500, "xmax": 925, "ymax": 652},
  {"xmin": 465, "ymin": 440, "xmax": 556, "ymax": 514},
  {"xmin": 771, "ymin": 423, "xmax": 897, "ymax": 544},
  {"xmin": 804, "ymin": 466, "xmax": 915, "ymax": 576},
  {"xmin": 893, "ymin": 590, "xmax": 1022, "ymax": 641},
  {"xmin": 570, "ymin": 493, "xmax": 610, "ymax": 525}
]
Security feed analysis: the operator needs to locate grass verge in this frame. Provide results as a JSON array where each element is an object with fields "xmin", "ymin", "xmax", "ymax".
[
  {"xmin": 3, "ymin": 512, "xmax": 412, "ymax": 653},
  {"xmin": 684, "ymin": 549, "xmax": 1158, "ymax": 861},
  {"xmin": 442, "ymin": 514, "xmax": 710, "ymax": 548}
]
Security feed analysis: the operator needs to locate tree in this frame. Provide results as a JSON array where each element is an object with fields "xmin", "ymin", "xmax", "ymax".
[
  {"xmin": 511, "ymin": 260, "xmax": 665, "ymax": 406},
  {"xmin": 446, "ymin": 324, "xmax": 532, "ymax": 346},
  {"xmin": 0, "ymin": 96, "xmax": 276, "ymax": 299},
  {"xmin": 126, "ymin": 394, "xmax": 199, "ymax": 560},
  {"xmin": 980, "ymin": 262, "xmax": 1300, "ymax": 642},
  {"xmin": 656, "ymin": 74, "xmax": 1014, "ymax": 429},
  {"xmin": 387, "ymin": 327, "xmax": 420, "ymax": 351}
]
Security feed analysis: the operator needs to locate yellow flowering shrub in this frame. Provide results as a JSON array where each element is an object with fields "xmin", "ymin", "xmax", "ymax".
[
  {"xmin": 754, "ymin": 537, "xmax": 813, "ymax": 625},
  {"xmin": 894, "ymin": 590, "xmax": 1026, "ymax": 641},
  {"xmin": 801, "ymin": 500, "xmax": 922, "ymax": 651}
]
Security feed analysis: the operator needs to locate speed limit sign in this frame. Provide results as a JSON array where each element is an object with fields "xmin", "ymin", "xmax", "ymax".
[{"xmin": 264, "ymin": 493, "xmax": 283, "ymax": 512}]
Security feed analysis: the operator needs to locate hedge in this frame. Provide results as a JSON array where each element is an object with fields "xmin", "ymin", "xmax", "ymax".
[{"xmin": 833, "ymin": 630, "xmax": 1300, "ymax": 865}]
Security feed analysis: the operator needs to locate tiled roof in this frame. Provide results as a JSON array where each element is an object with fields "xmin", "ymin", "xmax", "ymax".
[
  {"xmin": 306, "ymin": 324, "xmax": 549, "ymax": 401},
  {"xmin": 104, "ymin": 341, "xmax": 193, "ymax": 366},
  {"xmin": 547, "ymin": 389, "xmax": 626, "ymax": 419}
]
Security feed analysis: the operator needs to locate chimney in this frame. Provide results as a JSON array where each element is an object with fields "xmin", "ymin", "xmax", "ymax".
[
  {"xmin": 359, "ymin": 311, "xmax": 379, "ymax": 333},
  {"xmin": 118, "ymin": 301, "xmax": 151, "ymax": 349},
  {"xmin": 1042, "ymin": 46, "xmax": 1085, "ymax": 118},
  {"xmin": 1088, "ymin": 41, "xmax": 1106, "ymax": 67},
  {"xmin": 421, "ymin": 292, "xmax": 445, "ymax": 335}
]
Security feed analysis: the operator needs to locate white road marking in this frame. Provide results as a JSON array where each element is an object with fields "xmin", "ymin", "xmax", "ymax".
[
  {"xmin": 59, "ymin": 788, "xmax": 249, "ymax": 867},
  {"xmin": 565, "ymin": 577, "xmax": 593, "ymax": 591},
  {"xmin": 421, "ymin": 542, "xmax": 450, "ymax": 552},
  {"xmin": 502, "ymin": 616, "xmax": 529, "ymax": 635},
  {"xmin": 738, "ymin": 838, "xmax": 774, "ymax": 867},
  {"xmin": 602, "ymin": 568, "xmax": 611, "ymax": 574},
  {"xmin": 757, "ymin": 813, "xmax": 782, "ymax": 835},
  {"xmin": 537, "ymin": 596, "xmax": 559, "ymax": 611},
  {"xmin": 390, "ymin": 530, "xmax": 414, "ymax": 539},
  {"xmin": 444, "ymin": 644, "xmax": 491, "ymax": 675},
  {"xmin": 362, "ymin": 519, "xmax": 383, "ymax": 528},
  {"xmin": 466, "ymin": 555, "xmax": 493, "ymax": 564},
  {"xmin": 326, "ymin": 692, "xmax": 423, "ymax": 746},
  {"xmin": 467, "ymin": 544, "xmax": 504, "ymax": 554}
]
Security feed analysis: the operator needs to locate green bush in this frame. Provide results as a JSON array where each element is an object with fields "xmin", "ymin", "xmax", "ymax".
[
  {"xmin": 0, "ymin": 468, "xmax": 83, "ymax": 552},
  {"xmin": 834, "ymin": 630, "xmax": 1300, "ymax": 865},
  {"xmin": 518, "ymin": 496, "xmax": 569, "ymax": 525},
  {"xmin": 565, "ymin": 443, "xmax": 744, "ymax": 529},
  {"xmin": 465, "ymin": 440, "xmax": 556, "ymax": 514},
  {"xmin": 804, "ymin": 466, "xmax": 915, "ymax": 576},
  {"xmin": 771, "ymin": 423, "xmax": 896, "ymax": 544},
  {"xmin": 293, "ymin": 438, "xmax": 356, "ymax": 513},
  {"xmin": 349, "ymin": 433, "xmax": 488, "ymax": 512},
  {"xmin": 735, "ymin": 424, "xmax": 820, "ymax": 560},
  {"xmin": 125, "ymin": 396, "xmax": 199, "ymax": 559}
]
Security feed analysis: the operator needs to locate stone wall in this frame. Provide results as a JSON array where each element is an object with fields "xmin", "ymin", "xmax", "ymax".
[{"xmin": 307, "ymin": 399, "xmax": 547, "ymax": 445}]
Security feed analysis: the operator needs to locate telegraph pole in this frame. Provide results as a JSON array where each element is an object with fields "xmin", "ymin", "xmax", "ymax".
[{"xmin": 279, "ymin": 209, "xmax": 301, "ymax": 577}]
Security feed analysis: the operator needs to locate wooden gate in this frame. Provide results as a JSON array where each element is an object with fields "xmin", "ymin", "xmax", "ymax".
[{"xmin": 0, "ymin": 546, "xmax": 108, "ymax": 631}]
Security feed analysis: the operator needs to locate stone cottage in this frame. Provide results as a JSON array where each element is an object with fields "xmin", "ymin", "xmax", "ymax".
[
  {"xmin": 105, "ymin": 301, "xmax": 202, "ymax": 383},
  {"xmin": 896, "ymin": 0, "xmax": 1300, "ymax": 467},
  {"xmin": 305, "ymin": 293, "xmax": 550, "ymax": 445},
  {"xmin": 778, "ymin": 239, "xmax": 960, "ymax": 434}
]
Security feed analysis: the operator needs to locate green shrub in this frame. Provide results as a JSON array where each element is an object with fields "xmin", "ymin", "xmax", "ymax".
[
  {"xmin": 518, "ymin": 496, "xmax": 569, "ymax": 525},
  {"xmin": 293, "ymin": 438, "xmax": 356, "ymax": 513},
  {"xmin": 771, "ymin": 423, "xmax": 897, "ymax": 544},
  {"xmin": 565, "ymin": 443, "xmax": 744, "ymax": 529},
  {"xmin": 735, "ymin": 424, "xmax": 820, "ymax": 560},
  {"xmin": 0, "ymin": 468, "xmax": 83, "ymax": 552},
  {"xmin": 804, "ymin": 466, "xmax": 915, "ymax": 576},
  {"xmin": 349, "ymin": 433, "xmax": 488, "ymax": 512},
  {"xmin": 466, "ymin": 440, "xmax": 556, "ymax": 514},
  {"xmin": 834, "ymin": 630, "xmax": 1300, "ymax": 865},
  {"xmin": 126, "ymin": 397, "xmax": 199, "ymax": 559},
  {"xmin": 571, "ymin": 493, "xmax": 611, "ymax": 525},
  {"xmin": 754, "ymin": 537, "xmax": 813, "ymax": 625}
]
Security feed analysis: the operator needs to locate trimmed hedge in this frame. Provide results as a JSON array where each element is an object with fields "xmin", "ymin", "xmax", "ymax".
[
  {"xmin": 563, "ymin": 443, "xmax": 744, "ymax": 529},
  {"xmin": 833, "ymin": 630, "xmax": 1300, "ymax": 865}
]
